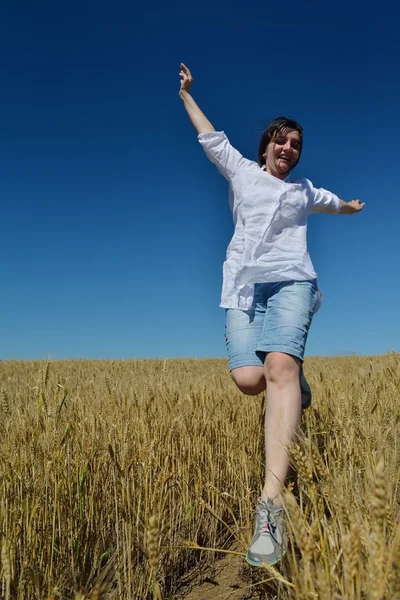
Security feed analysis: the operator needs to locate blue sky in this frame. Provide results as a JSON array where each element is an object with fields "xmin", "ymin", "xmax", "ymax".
[{"xmin": 0, "ymin": 0, "xmax": 398, "ymax": 360}]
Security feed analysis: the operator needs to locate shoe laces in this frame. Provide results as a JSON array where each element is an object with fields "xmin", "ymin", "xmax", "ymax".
[{"xmin": 258, "ymin": 502, "xmax": 277, "ymax": 537}]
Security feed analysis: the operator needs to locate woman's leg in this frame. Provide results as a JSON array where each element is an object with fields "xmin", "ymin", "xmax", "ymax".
[
  {"xmin": 224, "ymin": 298, "xmax": 266, "ymax": 391},
  {"xmin": 230, "ymin": 365, "xmax": 265, "ymax": 395},
  {"xmin": 231, "ymin": 363, "xmax": 312, "ymax": 407},
  {"xmin": 230, "ymin": 358, "xmax": 302, "ymax": 504},
  {"xmin": 262, "ymin": 352, "xmax": 301, "ymax": 504},
  {"xmin": 256, "ymin": 280, "xmax": 319, "ymax": 504}
]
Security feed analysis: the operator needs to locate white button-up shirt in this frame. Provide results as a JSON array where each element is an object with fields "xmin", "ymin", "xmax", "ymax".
[{"xmin": 198, "ymin": 131, "xmax": 340, "ymax": 311}]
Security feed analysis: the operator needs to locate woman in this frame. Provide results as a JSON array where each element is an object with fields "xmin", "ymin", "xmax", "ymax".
[{"xmin": 179, "ymin": 63, "xmax": 364, "ymax": 566}]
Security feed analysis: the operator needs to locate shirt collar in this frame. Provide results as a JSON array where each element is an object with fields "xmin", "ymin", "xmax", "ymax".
[{"xmin": 261, "ymin": 164, "xmax": 289, "ymax": 182}]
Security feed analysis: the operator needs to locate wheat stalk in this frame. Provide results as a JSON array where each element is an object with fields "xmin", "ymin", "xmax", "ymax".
[
  {"xmin": 1, "ymin": 388, "xmax": 10, "ymax": 416},
  {"xmin": 146, "ymin": 515, "xmax": 164, "ymax": 600},
  {"xmin": 1, "ymin": 541, "xmax": 12, "ymax": 600}
]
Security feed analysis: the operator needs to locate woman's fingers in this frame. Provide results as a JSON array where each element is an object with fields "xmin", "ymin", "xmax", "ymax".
[
  {"xmin": 180, "ymin": 63, "xmax": 192, "ymax": 77},
  {"xmin": 179, "ymin": 63, "xmax": 193, "ymax": 92},
  {"xmin": 349, "ymin": 199, "xmax": 365, "ymax": 212}
]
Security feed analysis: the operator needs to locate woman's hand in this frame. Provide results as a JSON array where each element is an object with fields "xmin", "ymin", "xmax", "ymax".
[
  {"xmin": 338, "ymin": 199, "xmax": 365, "ymax": 214},
  {"xmin": 179, "ymin": 63, "xmax": 193, "ymax": 94},
  {"xmin": 347, "ymin": 199, "xmax": 365, "ymax": 213},
  {"xmin": 178, "ymin": 64, "xmax": 215, "ymax": 133}
]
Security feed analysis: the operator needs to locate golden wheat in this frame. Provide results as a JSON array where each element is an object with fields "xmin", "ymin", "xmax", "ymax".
[{"xmin": 0, "ymin": 354, "xmax": 398, "ymax": 598}]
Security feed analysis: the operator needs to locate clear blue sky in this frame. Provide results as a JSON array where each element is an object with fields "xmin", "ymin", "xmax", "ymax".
[{"xmin": 0, "ymin": 0, "xmax": 398, "ymax": 360}]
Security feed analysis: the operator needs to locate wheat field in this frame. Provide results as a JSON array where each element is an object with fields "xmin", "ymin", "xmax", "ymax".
[{"xmin": 0, "ymin": 354, "xmax": 399, "ymax": 599}]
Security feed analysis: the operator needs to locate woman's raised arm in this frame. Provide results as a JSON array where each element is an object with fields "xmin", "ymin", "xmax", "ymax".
[{"xmin": 179, "ymin": 64, "xmax": 215, "ymax": 134}]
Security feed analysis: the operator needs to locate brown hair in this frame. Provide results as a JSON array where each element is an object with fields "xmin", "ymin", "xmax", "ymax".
[{"xmin": 257, "ymin": 116, "xmax": 304, "ymax": 170}]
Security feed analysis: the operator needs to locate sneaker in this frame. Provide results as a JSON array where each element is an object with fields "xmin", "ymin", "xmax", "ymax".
[
  {"xmin": 300, "ymin": 367, "xmax": 312, "ymax": 410},
  {"xmin": 246, "ymin": 497, "xmax": 287, "ymax": 566}
]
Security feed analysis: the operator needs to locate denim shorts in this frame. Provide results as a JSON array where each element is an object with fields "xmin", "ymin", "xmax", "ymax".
[{"xmin": 225, "ymin": 280, "xmax": 320, "ymax": 371}]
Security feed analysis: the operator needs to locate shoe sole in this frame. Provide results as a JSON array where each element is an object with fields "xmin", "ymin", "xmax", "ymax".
[{"xmin": 245, "ymin": 550, "xmax": 285, "ymax": 567}]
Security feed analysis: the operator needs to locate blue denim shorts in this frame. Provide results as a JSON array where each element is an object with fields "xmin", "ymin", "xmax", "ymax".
[{"xmin": 225, "ymin": 280, "xmax": 320, "ymax": 371}]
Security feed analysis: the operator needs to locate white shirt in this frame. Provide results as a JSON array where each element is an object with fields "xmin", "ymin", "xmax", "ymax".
[{"xmin": 198, "ymin": 131, "xmax": 340, "ymax": 311}]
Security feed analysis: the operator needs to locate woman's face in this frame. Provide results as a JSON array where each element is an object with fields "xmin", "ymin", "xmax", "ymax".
[{"xmin": 263, "ymin": 129, "xmax": 301, "ymax": 180}]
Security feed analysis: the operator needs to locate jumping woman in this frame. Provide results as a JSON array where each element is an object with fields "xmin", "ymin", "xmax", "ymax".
[{"xmin": 179, "ymin": 63, "xmax": 364, "ymax": 566}]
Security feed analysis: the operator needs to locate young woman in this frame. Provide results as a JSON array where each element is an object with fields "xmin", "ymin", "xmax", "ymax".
[{"xmin": 179, "ymin": 63, "xmax": 364, "ymax": 566}]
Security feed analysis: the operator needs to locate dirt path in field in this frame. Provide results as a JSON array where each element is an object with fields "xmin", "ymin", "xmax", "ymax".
[{"xmin": 173, "ymin": 547, "xmax": 275, "ymax": 600}]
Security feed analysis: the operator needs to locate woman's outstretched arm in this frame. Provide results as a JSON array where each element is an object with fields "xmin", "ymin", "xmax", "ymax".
[
  {"xmin": 179, "ymin": 64, "xmax": 215, "ymax": 134},
  {"xmin": 310, "ymin": 183, "xmax": 365, "ymax": 215}
]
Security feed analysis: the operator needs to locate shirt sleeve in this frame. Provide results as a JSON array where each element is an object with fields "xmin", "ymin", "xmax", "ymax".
[
  {"xmin": 308, "ymin": 180, "xmax": 341, "ymax": 214},
  {"xmin": 198, "ymin": 131, "xmax": 246, "ymax": 181}
]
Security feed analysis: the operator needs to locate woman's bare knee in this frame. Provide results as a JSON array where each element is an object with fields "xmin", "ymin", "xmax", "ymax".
[
  {"xmin": 231, "ymin": 366, "xmax": 265, "ymax": 395},
  {"xmin": 265, "ymin": 352, "xmax": 300, "ymax": 385}
]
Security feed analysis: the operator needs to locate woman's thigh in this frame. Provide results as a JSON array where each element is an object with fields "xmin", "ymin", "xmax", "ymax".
[
  {"xmin": 256, "ymin": 279, "xmax": 319, "ymax": 362},
  {"xmin": 225, "ymin": 296, "xmax": 266, "ymax": 372}
]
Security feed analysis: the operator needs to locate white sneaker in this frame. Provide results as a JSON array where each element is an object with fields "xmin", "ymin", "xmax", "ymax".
[{"xmin": 246, "ymin": 497, "xmax": 287, "ymax": 566}]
